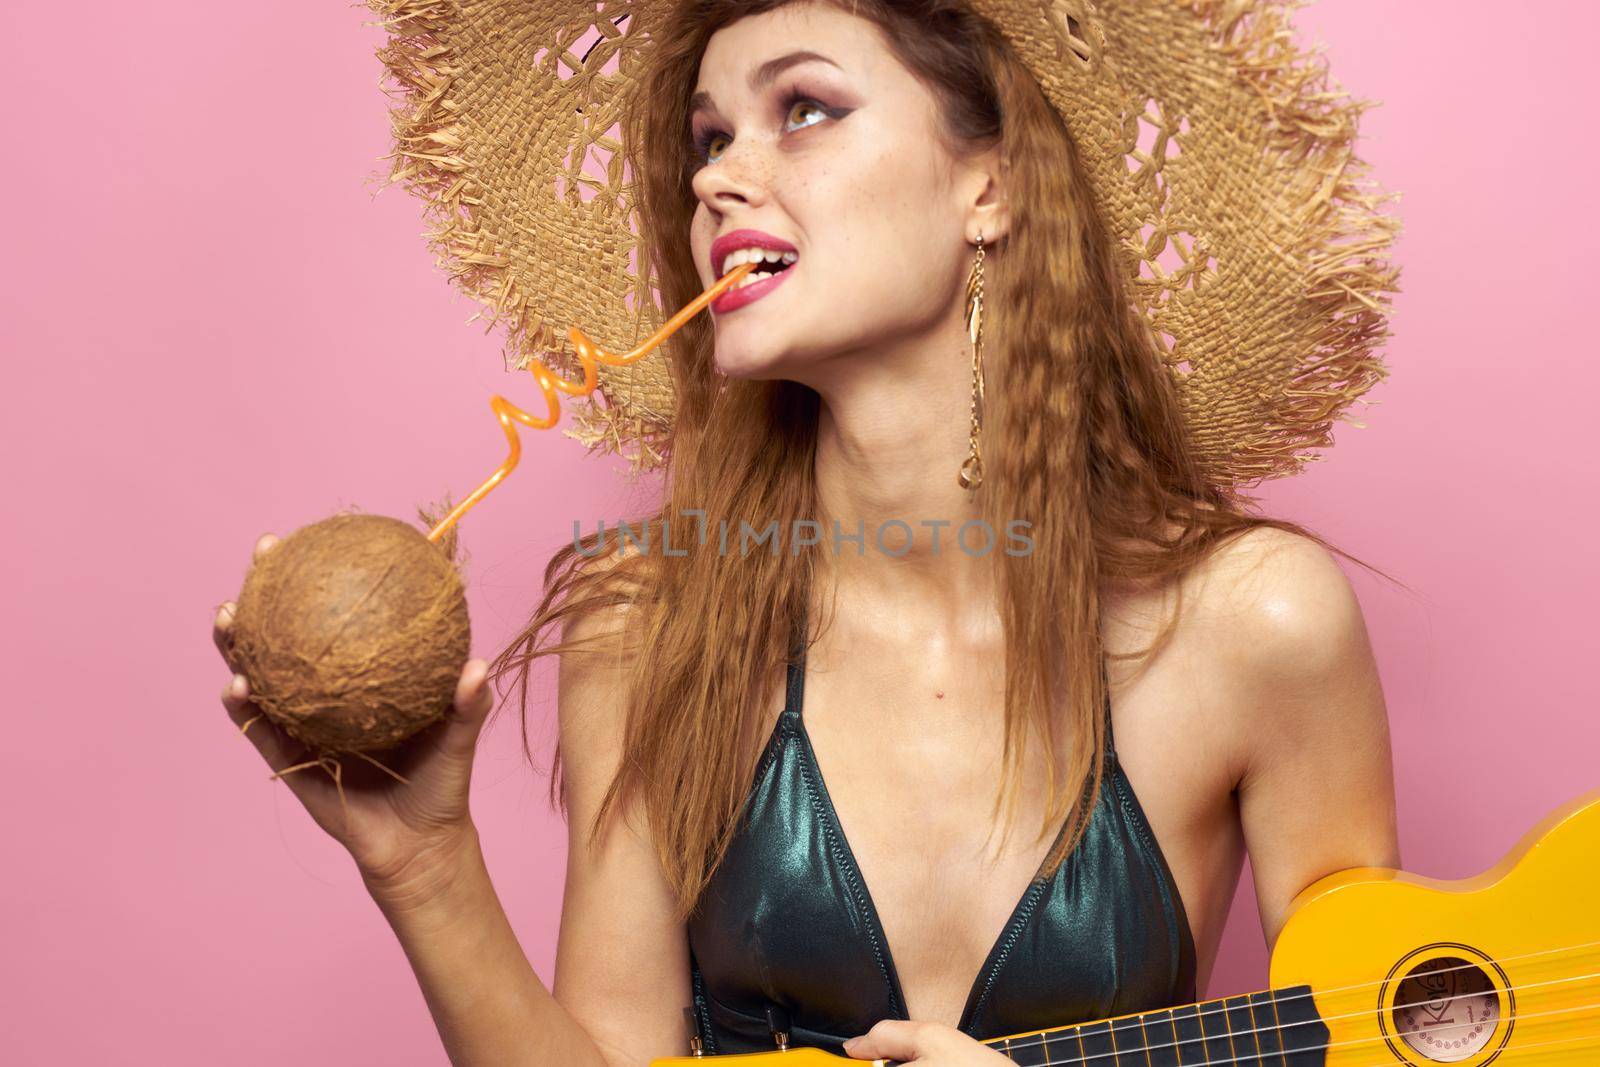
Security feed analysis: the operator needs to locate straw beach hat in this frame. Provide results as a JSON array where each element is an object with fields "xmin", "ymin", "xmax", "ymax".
[{"xmin": 364, "ymin": 0, "xmax": 1400, "ymax": 490}]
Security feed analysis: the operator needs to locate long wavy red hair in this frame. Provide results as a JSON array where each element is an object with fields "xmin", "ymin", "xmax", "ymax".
[{"xmin": 489, "ymin": 0, "xmax": 1397, "ymax": 921}]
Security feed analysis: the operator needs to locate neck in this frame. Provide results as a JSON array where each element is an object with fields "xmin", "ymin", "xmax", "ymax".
[{"xmin": 807, "ymin": 301, "xmax": 992, "ymax": 619}]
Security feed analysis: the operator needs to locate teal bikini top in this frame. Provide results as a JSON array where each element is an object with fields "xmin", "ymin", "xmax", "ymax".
[{"xmin": 686, "ymin": 610, "xmax": 1198, "ymax": 1055}]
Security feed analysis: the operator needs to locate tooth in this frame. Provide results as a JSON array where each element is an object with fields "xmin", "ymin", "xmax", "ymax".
[
  {"xmin": 725, "ymin": 249, "xmax": 750, "ymax": 270},
  {"xmin": 780, "ymin": 252, "xmax": 797, "ymax": 264},
  {"xmin": 762, "ymin": 249, "xmax": 782, "ymax": 263}
]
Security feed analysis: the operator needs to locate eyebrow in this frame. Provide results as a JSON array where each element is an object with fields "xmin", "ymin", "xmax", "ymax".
[{"xmin": 688, "ymin": 50, "xmax": 843, "ymax": 117}]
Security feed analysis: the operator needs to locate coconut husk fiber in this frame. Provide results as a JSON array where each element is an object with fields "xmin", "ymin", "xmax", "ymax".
[{"xmin": 229, "ymin": 511, "xmax": 471, "ymax": 757}]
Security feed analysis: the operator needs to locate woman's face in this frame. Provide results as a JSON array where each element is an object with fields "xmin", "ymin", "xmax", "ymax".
[{"xmin": 688, "ymin": 1, "xmax": 982, "ymax": 379}]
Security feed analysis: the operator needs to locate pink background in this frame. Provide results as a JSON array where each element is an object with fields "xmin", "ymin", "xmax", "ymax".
[{"xmin": 6, "ymin": 1, "xmax": 1596, "ymax": 1063}]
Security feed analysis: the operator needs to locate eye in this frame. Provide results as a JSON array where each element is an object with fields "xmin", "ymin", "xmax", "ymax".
[
  {"xmin": 698, "ymin": 130, "xmax": 732, "ymax": 165},
  {"xmin": 785, "ymin": 97, "xmax": 827, "ymax": 133},
  {"xmin": 691, "ymin": 92, "xmax": 843, "ymax": 168}
]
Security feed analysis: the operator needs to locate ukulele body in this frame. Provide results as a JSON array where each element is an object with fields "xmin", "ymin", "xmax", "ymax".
[{"xmin": 1269, "ymin": 785, "xmax": 1600, "ymax": 1066}]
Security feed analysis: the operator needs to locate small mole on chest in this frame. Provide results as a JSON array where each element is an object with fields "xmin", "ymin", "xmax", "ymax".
[{"xmin": 935, "ymin": 690, "xmax": 944, "ymax": 699}]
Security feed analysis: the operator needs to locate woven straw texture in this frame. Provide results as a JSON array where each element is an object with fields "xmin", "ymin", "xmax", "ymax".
[{"xmin": 366, "ymin": 0, "xmax": 1400, "ymax": 487}]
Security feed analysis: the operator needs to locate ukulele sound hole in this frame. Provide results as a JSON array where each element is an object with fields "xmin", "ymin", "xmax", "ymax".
[{"xmin": 1392, "ymin": 956, "xmax": 1501, "ymax": 1062}]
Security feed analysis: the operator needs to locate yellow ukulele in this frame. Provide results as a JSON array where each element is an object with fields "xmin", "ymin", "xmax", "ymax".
[{"xmin": 653, "ymin": 787, "xmax": 1600, "ymax": 1066}]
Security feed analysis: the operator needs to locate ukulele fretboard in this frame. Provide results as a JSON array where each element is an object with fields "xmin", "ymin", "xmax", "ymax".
[{"xmin": 983, "ymin": 986, "xmax": 1329, "ymax": 1066}]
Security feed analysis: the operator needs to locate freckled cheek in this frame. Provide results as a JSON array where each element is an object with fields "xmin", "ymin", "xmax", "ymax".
[
  {"xmin": 801, "ymin": 148, "xmax": 931, "ymax": 292},
  {"xmin": 689, "ymin": 210, "xmax": 716, "ymax": 279}
]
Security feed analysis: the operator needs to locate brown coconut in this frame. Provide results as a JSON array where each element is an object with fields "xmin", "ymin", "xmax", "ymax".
[{"xmin": 229, "ymin": 512, "xmax": 471, "ymax": 755}]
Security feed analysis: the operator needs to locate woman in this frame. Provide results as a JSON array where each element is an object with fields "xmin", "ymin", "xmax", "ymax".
[{"xmin": 214, "ymin": 0, "xmax": 1402, "ymax": 1063}]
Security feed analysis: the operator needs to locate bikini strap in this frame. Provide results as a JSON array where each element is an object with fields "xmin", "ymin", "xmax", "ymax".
[
  {"xmin": 783, "ymin": 651, "xmax": 806, "ymax": 719},
  {"xmin": 783, "ymin": 602, "xmax": 808, "ymax": 719},
  {"xmin": 1100, "ymin": 651, "xmax": 1117, "ymax": 760}
]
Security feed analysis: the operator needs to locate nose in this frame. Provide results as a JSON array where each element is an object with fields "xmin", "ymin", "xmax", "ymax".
[{"xmin": 691, "ymin": 141, "xmax": 771, "ymax": 215}]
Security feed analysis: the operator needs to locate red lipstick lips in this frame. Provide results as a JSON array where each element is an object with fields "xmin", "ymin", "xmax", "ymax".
[{"xmin": 710, "ymin": 229, "xmax": 797, "ymax": 315}]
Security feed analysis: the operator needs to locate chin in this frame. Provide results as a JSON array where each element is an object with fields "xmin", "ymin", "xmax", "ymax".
[{"xmin": 712, "ymin": 338, "xmax": 787, "ymax": 380}]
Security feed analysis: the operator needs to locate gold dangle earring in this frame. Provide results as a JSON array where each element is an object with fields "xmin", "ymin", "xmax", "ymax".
[{"xmin": 958, "ymin": 233, "xmax": 986, "ymax": 491}]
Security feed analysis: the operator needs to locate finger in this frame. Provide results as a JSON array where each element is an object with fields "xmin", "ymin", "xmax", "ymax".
[
  {"xmin": 436, "ymin": 659, "xmax": 494, "ymax": 760},
  {"xmin": 453, "ymin": 659, "xmax": 495, "ymax": 724},
  {"xmin": 252, "ymin": 532, "xmax": 279, "ymax": 562},
  {"xmin": 842, "ymin": 1020, "xmax": 924, "ymax": 1061},
  {"xmin": 219, "ymin": 677, "xmax": 337, "ymax": 807},
  {"xmin": 213, "ymin": 600, "xmax": 240, "ymax": 667},
  {"xmin": 217, "ymin": 533, "xmax": 277, "ymax": 665},
  {"xmin": 220, "ymin": 674, "xmax": 315, "ymax": 784}
]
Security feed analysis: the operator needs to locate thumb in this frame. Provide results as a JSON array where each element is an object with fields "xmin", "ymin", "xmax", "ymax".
[
  {"xmin": 439, "ymin": 658, "xmax": 495, "ymax": 758},
  {"xmin": 843, "ymin": 1019, "xmax": 920, "ymax": 1062}
]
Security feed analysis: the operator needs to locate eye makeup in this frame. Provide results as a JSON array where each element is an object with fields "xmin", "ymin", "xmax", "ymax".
[{"xmin": 688, "ymin": 84, "xmax": 853, "ymax": 167}]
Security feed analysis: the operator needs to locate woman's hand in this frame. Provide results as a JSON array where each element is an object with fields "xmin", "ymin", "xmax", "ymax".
[
  {"xmin": 213, "ymin": 532, "xmax": 496, "ymax": 902},
  {"xmin": 843, "ymin": 1021, "xmax": 1016, "ymax": 1064}
]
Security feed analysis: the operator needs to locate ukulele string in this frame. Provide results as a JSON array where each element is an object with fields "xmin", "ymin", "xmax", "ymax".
[
  {"xmin": 424, "ymin": 261, "xmax": 755, "ymax": 544},
  {"xmin": 994, "ymin": 993, "xmax": 1600, "ymax": 1067},
  {"xmin": 1319, "ymin": 961, "xmax": 1598, "ymax": 1029},
  {"xmin": 1300, "ymin": 937, "xmax": 1600, "ymax": 1003},
  {"xmin": 993, "ymin": 953, "xmax": 1600, "ymax": 1064},
  {"xmin": 1289, "ymin": 937, "xmax": 1600, "ymax": 1004},
  {"xmin": 1342, "ymin": 1030, "xmax": 1599, "ymax": 1066},
  {"xmin": 1206, "ymin": 937, "xmax": 1600, "ymax": 1029},
  {"xmin": 1258, "ymin": 947, "xmax": 1600, "ymax": 1032}
]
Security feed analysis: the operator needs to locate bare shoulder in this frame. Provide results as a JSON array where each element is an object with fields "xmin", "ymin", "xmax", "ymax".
[
  {"xmin": 1103, "ymin": 525, "xmax": 1376, "ymax": 788},
  {"xmin": 555, "ymin": 541, "xmax": 657, "ymax": 819},
  {"xmin": 556, "ymin": 541, "xmax": 660, "ymax": 736},
  {"xmin": 1184, "ymin": 525, "xmax": 1370, "ymax": 677},
  {"xmin": 561, "ymin": 541, "xmax": 658, "ymax": 648},
  {"xmin": 1104, "ymin": 525, "xmax": 1381, "ymax": 779},
  {"xmin": 1187, "ymin": 526, "xmax": 1387, "ymax": 785},
  {"xmin": 1104, "ymin": 524, "xmax": 1368, "ymax": 676}
]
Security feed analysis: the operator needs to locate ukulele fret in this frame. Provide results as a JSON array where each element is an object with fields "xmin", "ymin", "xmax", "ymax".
[
  {"xmin": 1250, "ymin": 989, "xmax": 1287, "ymax": 1066},
  {"xmin": 1197, "ymin": 998, "xmax": 1233, "ymax": 1064},
  {"xmin": 1076, "ymin": 1020, "xmax": 1115, "ymax": 1067},
  {"xmin": 1223, "ymin": 995, "xmax": 1259, "ymax": 1064},
  {"xmin": 1170, "ymin": 1003, "xmax": 1204, "ymax": 1066},
  {"xmin": 1142, "ymin": 1008, "xmax": 1180, "ymax": 1067},
  {"xmin": 1110, "ymin": 1013, "xmax": 1148, "ymax": 1066}
]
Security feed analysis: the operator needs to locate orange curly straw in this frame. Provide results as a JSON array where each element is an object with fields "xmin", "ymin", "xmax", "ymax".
[{"xmin": 426, "ymin": 261, "xmax": 756, "ymax": 543}]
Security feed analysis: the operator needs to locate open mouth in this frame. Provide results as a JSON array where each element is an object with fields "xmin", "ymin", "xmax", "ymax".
[
  {"xmin": 711, "ymin": 251, "xmax": 798, "ymax": 314},
  {"xmin": 734, "ymin": 257, "xmax": 795, "ymax": 288},
  {"xmin": 720, "ymin": 248, "xmax": 799, "ymax": 287}
]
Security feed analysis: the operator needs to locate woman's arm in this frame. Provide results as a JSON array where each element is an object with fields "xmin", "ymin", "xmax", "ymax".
[
  {"xmin": 366, "ymin": 829, "xmax": 614, "ymax": 1067},
  {"xmin": 363, "ymin": 574, "xmax": 690, "ymax": 1067},
  {"xmin": 546, "ymin": 590, "xmax": 694, "ymax": 1065},
  {"xmin": 1221, "ymin": 530, "xmax": 1401, "ymax": 952},
  {"xmin": 217, "ymin": 532, "xmax": 689, "ymax": 1064}
]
